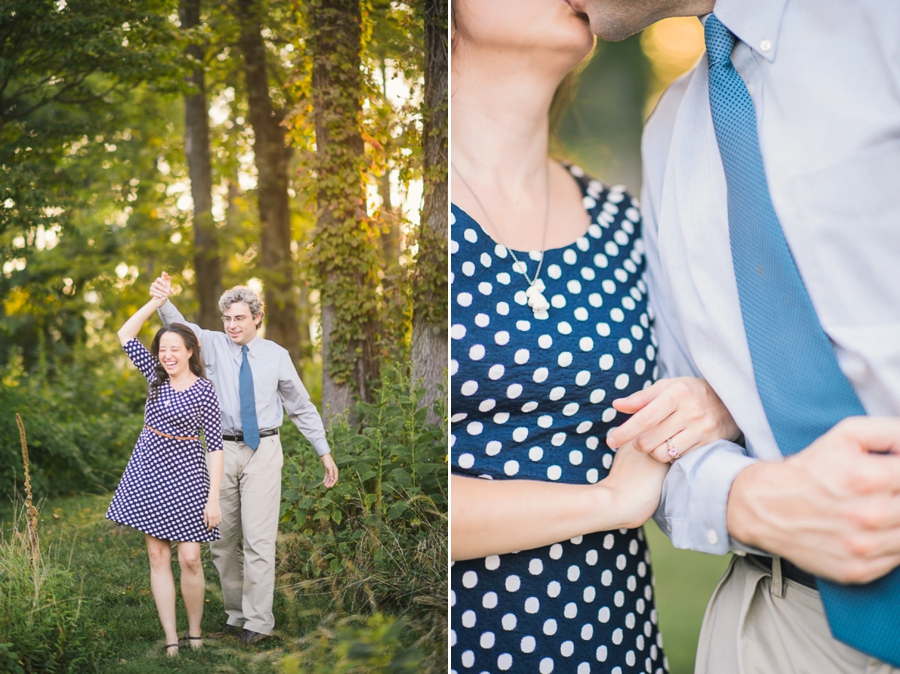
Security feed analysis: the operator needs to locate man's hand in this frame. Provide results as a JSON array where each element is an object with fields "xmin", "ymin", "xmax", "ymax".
[
  {"xmin": 320, "ymin": 452, "xmax": 338, "ymax": 488},
  {"xmin": 150, "ymin": 271, "xmax": 173, "ymax": 302},
  {"xmin": 727, "ymin": 417, "xmax": 900, "ymax": 584}
]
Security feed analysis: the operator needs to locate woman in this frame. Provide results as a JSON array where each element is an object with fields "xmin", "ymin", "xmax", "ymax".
[
  {"xmin": 106, "ymin": 296, "xmax": 224, "ymax": 656},
  {"xmin": 450, "ymin": 2, "xmax": 741, "ymax": 672}
]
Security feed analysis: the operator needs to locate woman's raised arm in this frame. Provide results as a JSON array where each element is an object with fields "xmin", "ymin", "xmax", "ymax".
[{"xmin": 117, "ymin": 296, "xmax": 167, "ymax": 346}]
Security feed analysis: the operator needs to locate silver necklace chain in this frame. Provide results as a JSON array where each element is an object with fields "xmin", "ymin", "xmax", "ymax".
[{"xmin": 451, "ymin": 162, "xmax": 550, "ymax": 288}]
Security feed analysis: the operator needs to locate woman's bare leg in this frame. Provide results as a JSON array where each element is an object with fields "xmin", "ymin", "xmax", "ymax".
[
  {"xmin": 178, "ymin": 541, "xmax": 205, "ymax": 646},
  {"xmin": 145, "ymin": 535, "xmax": 179, "ymax": 656}
]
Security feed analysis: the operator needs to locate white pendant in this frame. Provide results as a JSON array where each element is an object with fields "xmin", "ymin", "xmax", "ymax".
[{"xmin": 525, "ymin": 279, "xmax": 550, "ymax": 315}]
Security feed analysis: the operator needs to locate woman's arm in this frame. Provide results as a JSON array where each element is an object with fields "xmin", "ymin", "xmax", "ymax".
[
  {"xmin": 204, "ymin": 451, "xmax": 223, "ymax": 530},
  {"xmin": 451, "ymin": 442, "xmax": 668, "ymax": 560},
  {"xmin": 117, "ymin": 296, "xmax": 167, "ymax": 346}
]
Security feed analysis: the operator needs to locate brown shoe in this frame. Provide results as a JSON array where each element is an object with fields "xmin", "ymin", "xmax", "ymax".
[
  {"xmin": 208, "ymin": 624, "xmax": 242, "ymax": 638},
  {"xmin": 239, "ymin": 629, "xmax": 270, "ymax": 646}
]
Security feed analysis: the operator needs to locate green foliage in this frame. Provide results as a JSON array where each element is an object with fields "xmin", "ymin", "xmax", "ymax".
[
  {"xmin": 279, "ymin": 614, "xmax": 421, "ymax": 674},
  {"xmin": 0, "ymin": 508, "xmax": 104, "ymax": 674},
  {"xmin": 280, "ymin": 365, "xmax": 446, "ymax": 604},
  {"xmin": 0, "ymin": 344, "xmax": 145, "ymax": 499}
]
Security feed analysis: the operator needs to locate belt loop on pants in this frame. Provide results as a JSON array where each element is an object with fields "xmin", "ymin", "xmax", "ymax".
[{"xmin": 771, "ymin": 557, "xmax": 785, "ymax": 598}]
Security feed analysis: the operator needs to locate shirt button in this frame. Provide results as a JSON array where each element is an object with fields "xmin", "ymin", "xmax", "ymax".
[
  {"xmin": 706, "ymin": 530, "xmax": 719, "ymax": 545},
  {"xmin": 666, "ymin": 524, "xmax": 672, "ymax": 533},
  {"xmin": 760, "ymin": 39, "xmax": 772, "ymax": 52}
]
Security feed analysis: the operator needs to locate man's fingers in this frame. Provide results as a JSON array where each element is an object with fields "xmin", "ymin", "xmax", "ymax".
[{"xmin": 832, "ymin": 417, "xmax": 900, "ymax": 456}]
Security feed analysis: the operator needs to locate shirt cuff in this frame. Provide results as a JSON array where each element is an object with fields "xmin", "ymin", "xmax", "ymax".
[
  {"xmin": 652, "ymin": 438, "xmax": 759, "ymax": 555},
  {"xmin": 311, "ymin": 439, "xmax": 331, "ymax": 457}
]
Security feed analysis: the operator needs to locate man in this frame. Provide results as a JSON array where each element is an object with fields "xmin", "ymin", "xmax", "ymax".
[
  {"xmin": 150, "ymin": 273, "xmax": 338, "ymax": 645},
  {"xmin": 570, "ymin": 0, "xmax": 900, "ymax": 671}
]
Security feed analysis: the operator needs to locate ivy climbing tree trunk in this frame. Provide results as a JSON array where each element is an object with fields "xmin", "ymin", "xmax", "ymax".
[
  {"xmin": 235, "ymin": 0, "xmax": 300, "ymax": 361},
  {"xmin": 411, "ymin": 0, "xmax": 448, "ymax": 422},
  {"xmin": 309, "ymin": 0, "xmax": 382, "ymax": 420},
  {"xmin": 180, "ymin": 0, "xmax": 222, "ymax": 329}
]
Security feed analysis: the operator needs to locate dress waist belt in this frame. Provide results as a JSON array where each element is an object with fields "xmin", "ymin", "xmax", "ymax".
[{"xmin": 145, "ymin": 425, "xmax": 199, "ymax": 442}]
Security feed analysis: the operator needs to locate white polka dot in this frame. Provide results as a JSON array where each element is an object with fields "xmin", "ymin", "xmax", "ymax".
[
  {"xmin": 524, "ymin": 597, "xmax": 540, "ymax": 614},
  {"xmin": 516, "ymin": 320, "xmax": 531, "ymax": 331},
  {"xmin": 529, "ymin": 446, "xmax": 544, "ymax": 461},
  {"xmin": 475, "ymin": 313, "xmax": 490, "ymax": 327},
  {"xmin": 561, "ymin": 641, "xmax": 575, "ymax": 658},
  {"xmin": 505, "ymin": 575, "xmax": 521, "ymax": 592},
  {"xmin": 493, "ymin": 412, "xmax": 509, "ymax": 424},
  {"xmin": 635, "ymin": 359, "xmax": 646, "ymax": 375},
  {"xmin": 483, "ymin": 592, "xmax": 498, "ymax": 609},
  {"xmin": 602, "ymin": 279, "xmax": 616, "ymax": 294},
  {"xmin": 466, "ymin": 422, "xmax": 483, "ymax": 435},
  {"xmin": 547, "ymin": 465, "xmax": 562, "ymax": 481},
  {"xmin": 614, "ymin": 591, "xmax": 625, "ymax": 607},
  {"xmin": 497, "ymin": 301, "xmax": 510, "ymax": 315},
  {"xmin": 533, "ymin": 367, "xmax": 549, "ymax": 383},
  {"xmin": 514, "ymin": 349, "xmax": 530, "ymax": 364},
  {"xmin": 549, "ymin": 544, "xmax": 563, "ymax": 560},
  {"xmin": 462, "ymin": 261, "xmax": 476, "ymax": 276},
  {"xmin": 627, "ymin": 576, "xmax": 637, "ymax": 592},
  {"xmin": 564, "ymin": 602, "xmax": 578, "ymax": 619},
  {"xmin": 618, "ymin": 338, "xmax": 633, "ymax": 354},
  {"xmin": 601, "ymin": 570, "xmax": 613, "ymax": 586},
  {"xmin": 496, "ymin": 272, "xmax": 510, "ymax": 284},
  {"xmin": 616, "ymin": 554, "xmax": 627, "ymax": 570},
  {"xmin": 480, "ymin": 632, "xmax": 495, "ymax": 649},
  {"xmin": 504, "ymin": 460, "xmax": 519, "ymax": 476},
  {"xmin": 501, "ymin": 613, "xmax": 517, "ymax": 630},
  {"xmin": 558, "ymin": 352, "xmax": 573, "ymax": 367},
  {"xmin": 588, "ymin": 293, "xmax": 603, "ymax": 308},
  {"xmin": 479, "ymin": 398, "xmax": 496, "ymax": 412},
  {"xmin": 540, "ymin": 657, "xmax": 555, "ymax": 674},
  {"xmin": 512, "ymin": 427, "xmax": 528, "ymax": 442},
  {"xmin": 594, "ymin": 253, "xmax": 608, "ymax": 268},
  {"xmin": 512, "ymin": 260, "xmax": 527, "ymax": 274},
  {"xmin": 550, "ymin": 294, "xmax": 566, "ymax": 309},
  {"xmin": 622, "ymin": 296, "xmax": 636, "ymax": 311},
  {"xmin": 497, "ymin": 653, "xmax": 513, "ymax": 671},
  {"xmin": 615, "ymin": 373, "xmax": 630, "ymax": 390},
  {"xmin": 450, "ymin": 359, "xmax": 459, "ymax": 376},
  {"xmin": 603, "ymin": 534, "xmax": 615, "ymax": 549},
  {"xmin": 596, "ymin": 322, "xmax": 611, "ymax": 337},
  {"xmin": 602, "ymin": 453, "xmax": 613, "ymax": 469},
  {"xmin": 457, "ymin": 292, "xmax": 473, "ymax": 307},
  {"xmin": 486, "ymin": 555, "xmax": 501, "ymax": 570},
  {"xmin": 598, "ymin": 606, "xmax": 611, "ymax": 623},
  {"xmin": 569, "ymin": 450, "xmax": 583, "ymax": 465},
  {"xmin": 464, "ymin": 228, "xmax": 478, "ymax": 242},
  {"xmin": 590, "ymin": 389, "xmax": 606, "ymax": 404},
  {"xmin": 538, "ymin": 334, "xmax": 553, "ymax": 348},
  {"xmin": 567, "ymin": 280, "xmax": 582, "ymax": 294},
  {"xmin": 586, "ymin": 468, "xmax": 599, "ymax": 483},
  {"xmin": 610, "ymin": 308, "xmax": 625, "ymax": 322},
  {"xmin": 579, "ymin": 337, "xmax": 594, "ymax": 351},
  {"xmin": 547, "ymin": 581, "xmax": 561, "ymax": 597},
  {"xmin": 537, "ymin": 415, "xmax": 553, "ymax": 428},
  {"xmin": 599, "ymin": 354, "xmax": 614, "ymax": 370},
  {"xmin": 581, "ymin": 623, "xmax": 594, "ymax": 640},
  {"xmin": 450, "ymin": 628, "xmax": 456, "ymax": 646},
  {"xmin": 576, "ymin": 421, "xmax": 592, "ymax": 434},
  {"xmin": 478, "ymin": 281, "xmax": 493, "ymax": 295},
  {"xmin": 563, "ymin": 250, "xmax": 577, "ymax": 265},
  {"xmin": 575, "ymin": 370, "xmax": 591, "ymax": 386},
  {"xmin": 488, "ymin": 364, "xmax": 505, "ymax": 380},
  {"xmin": 529, "ymin": 558, "xmax": 544, "ymax": 575},
  {"xmin": 596, "ymin": 645, "xmax": 608, "ymax": 662},
  {"xmin": 494, "ymin": 243, "xmax": 507, "ymax": 257},
  {"xmin": 563, "ymin": 402, "xmax": 579, "ymax": 416},
  {"xmin": 514, "ymin": 290, "xmax": 528, "ymax": 306},
  {"xmin": 507, "ymin": 384, "xmax": 523, "ymax": 399},
  {"xmin": 520, "ymin": 636, "xmax": 536, "ymax": 653},
  {"xmin": 574, "ymin": 307, "xmax": 589, "ymax": 321},
  {"xmin": 521, "ymin": 401, "xmax": 538, "ymax": 412},
  {"xmin": 543, "ymin": 619, "xmax": 558, "ymax": 636},
  {"xmin": 612, "ymin": 628, "xmax": 623, "ymax": 644},
  {"xmin": 551, "ymin": 433, "xmax": 566, "ymax": 446},
  {"xmin": 469, "ymin": 344, "xmax": 485, "ymax": 361},
  {"xmin": 568, "ymin": 565, "xmax": 581, "ymax": 582},
  {"xmin": 495, "ymin": 331, "xmax": 510, "ymax": 345},
  {"xmin": 614, "ymin": 230, "xmax": 629, "ymax": 246},
  {"xmin": 547, "ymin": 264, "xmax": 562, "ymax": 279},
  {"xmin": 486, "ymin": 441, "xmax": 502, "ymax": 456},
  {"xmin": 451, "ymin": 324, "xmax": 466, "ymax": 340},
  {"xmin": 586, "ymin": 437, "xmax": 599, "ymax": 449},
  {"xmin": 462, "ymin": 610, "xmax": 476, "ymax": 628},
  {"xmin": 601, "ymin": 408, "xmax": 617, "ymax": 422},
  {"xmin": 458, "ymin": 453, "xmax": 475, "ymax": 469},
  {"xmin": 605, "ymin": 241, "xmax": 619, "ymax": 257}
]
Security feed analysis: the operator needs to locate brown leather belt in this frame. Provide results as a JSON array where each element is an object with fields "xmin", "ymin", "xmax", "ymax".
[
  {"xmin": 748, "ymin": 553, "xmax": 818, "ymax": 590},
  {"xmin": 222, "ymin": 429, "xmax": 279, "ymax": 442},
  {"xmin": 145, "ymin": 425, "xmax": 199, "ymax": 442}
]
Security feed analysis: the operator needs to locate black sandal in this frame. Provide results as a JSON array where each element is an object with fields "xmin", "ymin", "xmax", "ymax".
[
  {"xmin": 180, "ymin": 633, "xmax": 202, "ymax": 648},
  {"xmin": 164, "ymin": 643, "xmax": 179, "ymax": 657}
]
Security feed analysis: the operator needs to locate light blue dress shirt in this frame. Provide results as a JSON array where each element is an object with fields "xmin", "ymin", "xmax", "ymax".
[
  {"xmin": 641, "ymin": 0, "xmax": 900, "ymax": 554},
  {"xmin": 158, "ymin": 301, "xmax": 331, "ymax": 457}
]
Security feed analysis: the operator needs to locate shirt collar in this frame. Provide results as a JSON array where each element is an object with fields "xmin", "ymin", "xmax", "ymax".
[
  {"xmin": 230, "ymin": 334, "xmax": 262, "ymax": 356},
  {"xmin": 706, "ymin": 0, "xmax": 788, "ymax": 63}
]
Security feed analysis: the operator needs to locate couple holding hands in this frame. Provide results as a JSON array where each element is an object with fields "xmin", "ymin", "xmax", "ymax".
[
  {"xmin": 106, "ymin": 274, "xmax": 337, "ymax": 656},
  {"xmin": 450, "ymin": 0, "xmax": 900, "ymax": 673}
]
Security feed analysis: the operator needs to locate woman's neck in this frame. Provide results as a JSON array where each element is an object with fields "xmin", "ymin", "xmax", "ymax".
[
  {"xmin": 451, "ymin": 42, "xmax": 567, "ymax": 195},
  {"xmin": 168, "ymin": 369, "xmax": 196, "ymax": 390}
]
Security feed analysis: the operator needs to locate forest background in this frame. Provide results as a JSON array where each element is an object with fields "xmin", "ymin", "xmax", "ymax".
[
  {"xmin": 0, "ymin": 0, "xmax": 447, "ymax": 672},
  {"xmin": 555, "ymin": 20, "xmax": 730, "ymax": 674}
]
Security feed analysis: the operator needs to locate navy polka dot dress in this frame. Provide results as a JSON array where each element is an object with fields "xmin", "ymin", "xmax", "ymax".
[
  {"xmin": 106, "ymin": 338, "xmax": 224, "ymax": 542},
  {"xmin": 450, "ymin": 164, "xmax": 668, "ymax": 674}
]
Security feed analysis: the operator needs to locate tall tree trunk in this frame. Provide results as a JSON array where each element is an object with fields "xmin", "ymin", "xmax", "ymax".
[
  {"xmin": 180, "ymin": 0, "xmax": 222, "ymax": 329},
  {"xmin": 310, "ymin": 0, "xmax": 381, "ymax": 421},
  {"xmin": 235, "ymin": 0, "xmax": 299, "ymax": 360},
  {"xmin": 411, "ymin": 0, "xmax": 448, "ymax": 423}
]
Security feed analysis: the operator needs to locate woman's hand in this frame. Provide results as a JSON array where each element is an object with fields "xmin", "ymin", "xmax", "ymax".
[
  {"xmin": 606, "ymin": 377, "xmax": 741, "ymax": 463},
  {"xmin": 150, "ymin": 271, "xmax": 173, "ymax": 304},
  {"xmin": 204, "ymin": 497, "xmax": 221, "ymax": 530},
  {"xmin": 603, "ymin": 441, "xmax": 669, "ymax": 528}
]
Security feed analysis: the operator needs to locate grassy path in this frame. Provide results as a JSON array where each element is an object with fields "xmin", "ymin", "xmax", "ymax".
[{"xmin": 4, "ymin": 493, "xmax": 332, "ymax": 673}]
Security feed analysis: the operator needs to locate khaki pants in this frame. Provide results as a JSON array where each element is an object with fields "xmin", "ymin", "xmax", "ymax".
[
  {"xmin": 696, "ymin": 555, "xmax": 900, "ymax": 674},
  {"xmin": 209, "ymin": 435, "xmax": 283, "ymax": 635}
]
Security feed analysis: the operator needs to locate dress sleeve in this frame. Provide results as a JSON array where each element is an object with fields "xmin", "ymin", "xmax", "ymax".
[
  {"xmin": 200, "ymin": 382, "xmax": 224, "ymax": 453},
  {"xmin": 123, "ymin": 338, "xmax": 158, "ymax": 383}
]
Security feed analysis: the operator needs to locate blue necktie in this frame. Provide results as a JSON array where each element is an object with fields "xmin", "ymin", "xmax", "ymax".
[
  {"xmin": 705, "ymin": 14, "xmax": 900, "ymax": 666},
  {"xmin": 239, "ymin": 345, "xmax": 260, "ymax": 450}
]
